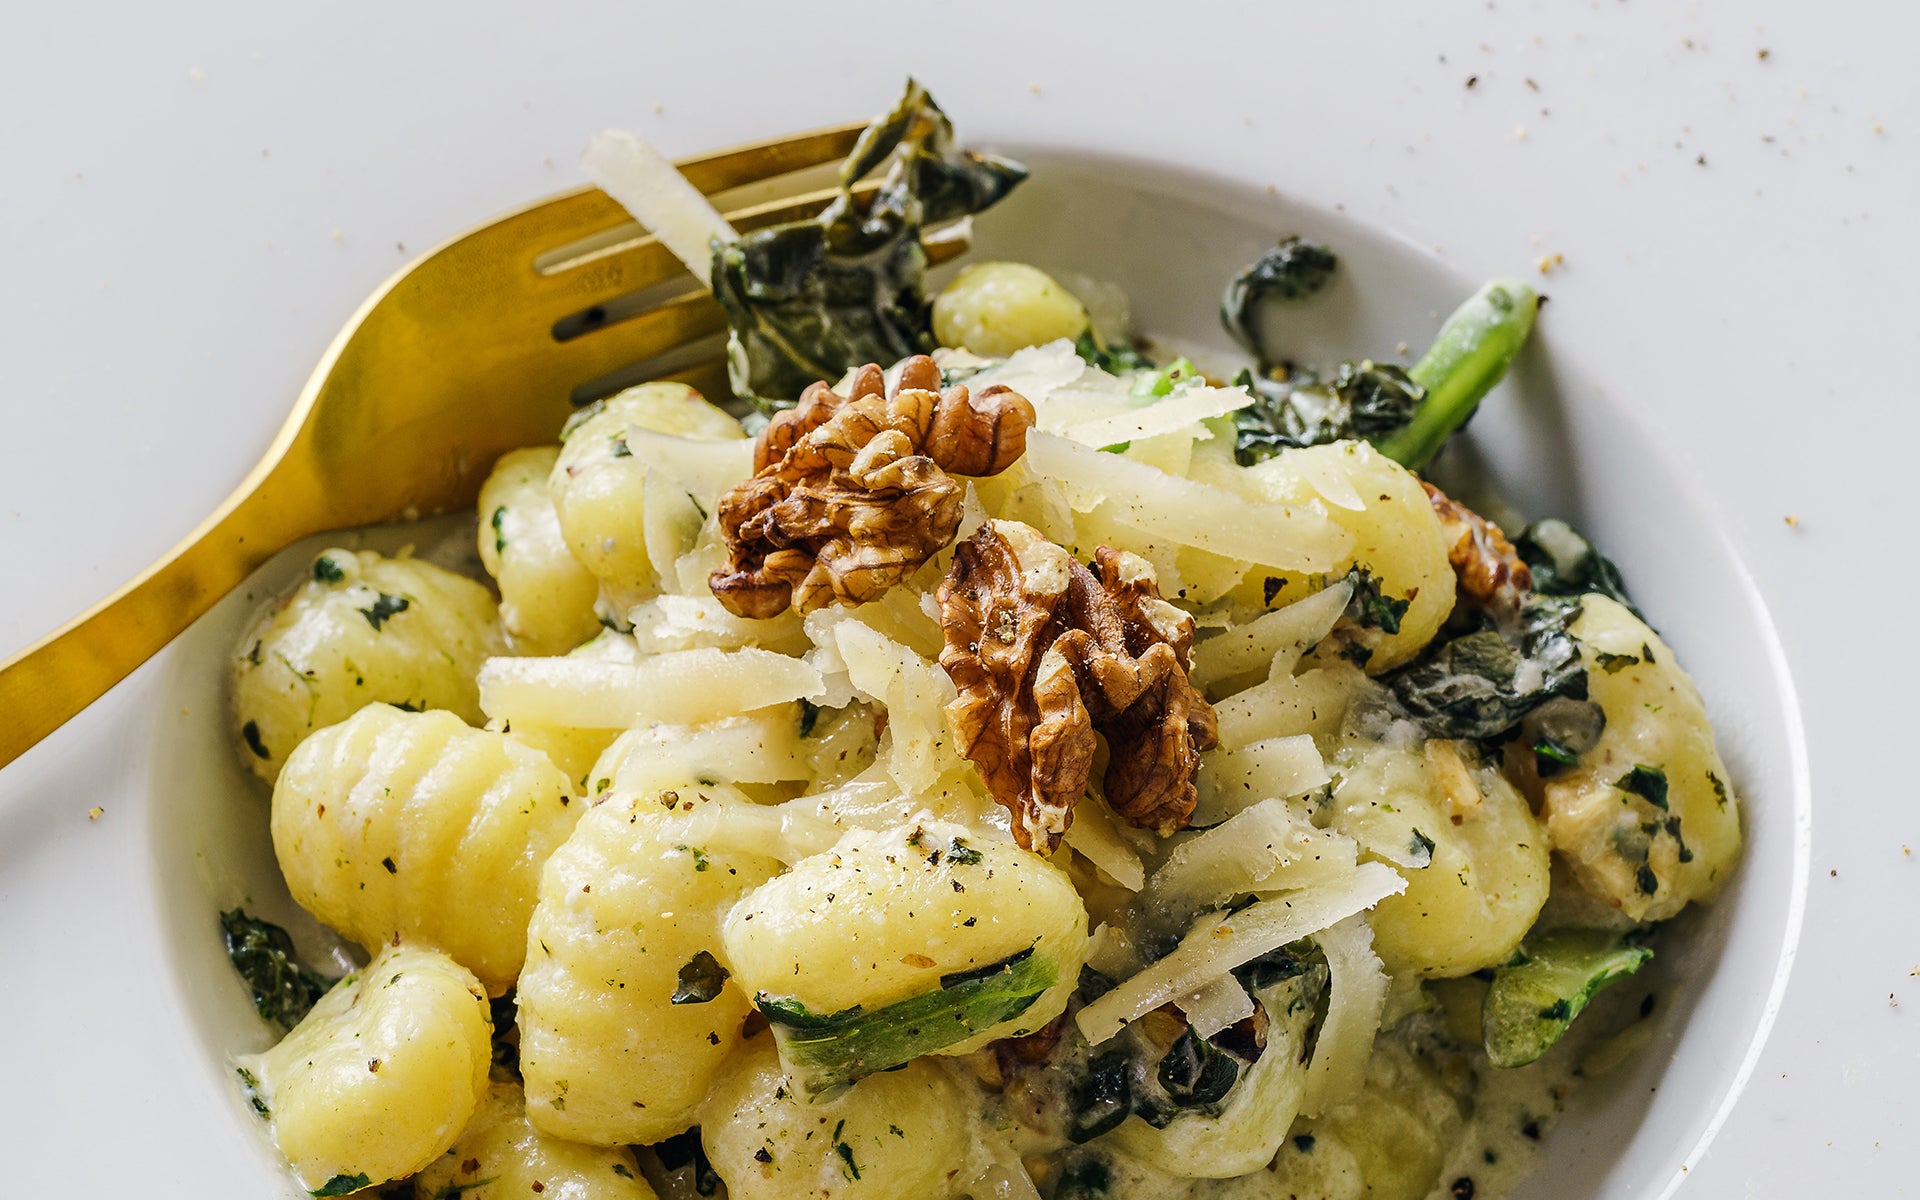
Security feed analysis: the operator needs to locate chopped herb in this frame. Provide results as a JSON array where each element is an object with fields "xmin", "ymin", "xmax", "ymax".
[
  {"xmin": 834, "ymin": 1135, "xmax": 861, "ymax": 1181},
  {"xmin": 1616, "ymin": 764, "xmax": 1670, "ymax": 810},
  {"xmin": 490, "ymin": 506, "xmax": 508, "ymax": 554},
  {"xmin": 944, "ymin": 837, "xmax": 984, "ymax": 866},
  {"xmin": 221, "ymin": 908, "xmax": 333, "ymax": 1032},
  {"xmin": 312, "ymin": 556, "xmax": 346, "ymax": 584},
  {"xmin": 1293, "ymin": 1134, "xmax": 1316, "ymax": 1152},
  {"xmin": 672, "ymin": 951, "xmax": 731, "ymax": 1005},
  {"xmin": 357, "ymin": 592, "xmax": 410, "ymax": 631},
  {"xmin": 1532, "ymin": 737, "xmax": 1578, "ymax": 772},
  {"xmin": 1635, "ymin": 863, "xmax": 1660, "ymax": 895},
  {"xmin": 610, "ymin": 435, "xmax": 632, "ymax": 458},
  {"xmin": 236, "ymin": 1066, "xmax": 270, "ymax": 1118},
  {"xmin": 1593, "ymin": 650, "xmax": 1640, "ymax": 674},
  {"xmin": 675, "ymin": 844, "xmax": 711, "ymax": 872},
  {"xmin": 1666, "ymin": 816, "xmax": 1694, "ymax": 863},
  {"xmin": 1707, "ymin": 770, "xmax": 1730, "ymax": 809},
  {"xmin": 1408, "ymin": 828, "xmax": 1437, "ymax": 864},
  {"xmin": 798, "ymin": 699, "xmax": 821, "ymax": 739},
  {"xmin": 241, "ymin": 719, "xmax": 271, "ymax": 760},
  {"xmin": 310, "ymin": 1174, "xmax": 373, "ymax": 1197},
  {"xmin": 1343, "ymin": 566, "xmax": 1411, "ymax": 634}
]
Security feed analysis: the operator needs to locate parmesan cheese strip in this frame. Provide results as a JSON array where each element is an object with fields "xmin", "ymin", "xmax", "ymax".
[
  {"xmin": 1022, "ymin": 432, "xmax": 1351, "ymax": 572},
  {"xmin": 581, "ymin": 129, "xmax": 737, "ymax": 286},
  {"xmin": 1298, "ymin": 916, "xmax": 1391, "ymax": 1117},
  {"xmin": 478, "ymin": 648, "xmax": 822, "ymax": 729},
  {"xmin": 1059, "ymin": 384, "xmax": 1251, "ymax": 449},
  {"xmin": 1075, "ymin": 862, "xmax": 1405, "ymax": 1045}
]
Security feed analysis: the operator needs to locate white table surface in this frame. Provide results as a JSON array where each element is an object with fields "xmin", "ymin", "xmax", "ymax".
[{"xmin": 1, "ymin": 0, "xmax": 1914, "ymax": 1192}]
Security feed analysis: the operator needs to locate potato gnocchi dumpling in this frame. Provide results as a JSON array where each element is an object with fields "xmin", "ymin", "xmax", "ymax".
[
  {"xmin": 230, "ymin": 548, "xmax": 501, "ymax": 783},
  {"xmin": 516, "ymin": 789, "xmax": 781, "ymax": 1146},
  {"xmin": 1229, "ymin": 441, "xmax": 1454, "ymax": 672},
  {"xmin": 721, "ymin": 819, "xmax": 1090, "ymax": 1055},
  {"xmin": 271, "ymin": 703, "xmax": 580, "ymax": 994},
  {"xmin": 413, "ymin": 1079, "xmax": 656, "ymax": 1200},
  {"xmin": 239, "ymin": 944, "xmax": 491, "ymax": 1194},
  {"xmin": 932, "ymin": 261, "xmax": 1090, "ymax": 358},
  {"xmin": 1542, "ymin": 594, "xmax": 1742, "ymax": 921},
  {"xmin": 478, "ymin": 445, "xmax": 604, "ymax": 655},
  {"xmin": 548, "ymin": 382, "xmax": 746, "ymax": 608},
  {"xmin": 700, "ymin": 1035, "xmax": 973, "ymax": 1200},
  {"xmin": 1335, "ymin": 738, "xmax": 1550, "ymax": 978}
]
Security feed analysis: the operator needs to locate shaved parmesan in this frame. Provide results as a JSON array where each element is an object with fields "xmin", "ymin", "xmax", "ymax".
[
  {"xmin": 581, "ymin": 129, "xmax": 736, "ymax": 286},
  {"xmin": 1190, "ymin": 582, "xmax": 1354, "ymax": 692},
  {"xmin": 1177, "ymin": 974, "xmax": 1255, "ymax": 1039},
  {"xmin": 624, "ymin": 427, "xmax": 754, "ymax": 506},
  {"xmin": 593, "ymin": 709, "xmax": 811, "ymax": 793},
  {"xmin": 1061, "ymin": 384, "xmax": 1249, "ymax": 449},
  {"xmin": 1213, "ymin": 666, "xmax": 1364, "ymax": 750},
  {"xmin": 627, "ymin": 593, "xmax": 805, "ymax": 654},
  {"xmin": 1192, "ymin": 736, "xmax": 1333, "ymax": 827},
  {"xmin": 1299, "ymin": 916, "xmax": 1391, "ymax": 1117},
  {"xmin": 1146, "ymin": 798, "xmax": 1355, "ymax": 911},
  {"xmin": 478, "ymin": 648, "xmax": 822, "ymax": 729},
  {"xmin": 1075, "ymin": 862, "xmax": 1406, "ymax": 1045},
  {"xmin": 1063, "ymin": 800, "xmax": 1146, "ymax": 891},
  {"xmin": 1022, "ymin": 432, "xmax": 1351, "ymax": 572},
  {"xmin": 653, "ymin": 797, "xmax": 843, "ymax": 865}
]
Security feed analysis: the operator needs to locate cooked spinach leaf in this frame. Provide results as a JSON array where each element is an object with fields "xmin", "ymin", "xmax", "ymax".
[
  {"xmin": 1155, "ymin": 1027, "xmax": 1241, "ymax": 1109},
  {"xmin": 1221, "ymin": 236, "xmax": 1338, "ymax": 358},
  {"xmin": 309, "ymin": 1171, "xmax": 373, "ymax": 1196},
  {"xmin": 1513, "ymin": 518, "xmax": 1638, "ymax": 614},
  {"xmin": 711, "ymin": 79, "xmax": 1026, "ymax": 412},
  {"xmin": 1615, "ymin": 764, "xmax": 1670, "ymax": 810},
  {"xmin": 1344, "ymin": 565, "xmax": 1412, "ymax": 635},
  {"xmin": 756, "ymin": 946, "xmax": 1055, "ymax": 1097},
  {"xmin": 1232, "ymin": 359, "xmax": 1425, "ymax": 466},
  {"xmin": 652, "ymin": 1130, "xmax": 721, "ymax": 1197},
  {"xmin": 221, "ymin": 908, "xmax": 334, "ymax": 1032},
  {"xmin": 357, "ymin": 592, "xmax": 409, "ymax": 631},
  {"xmin": 1067, "ymin": 1050, "xmax": 1135, "ymax": 1144},
  {"xmin": 1482, "ymin": 928, "xmax": 1651, "ymax": 1068},
  {"xmin": 1075, "ymin": 329, "xmax": 1154, "ymax": 373},
  {"xmin": 1386, "ymin": 597, "xmax": 1588, "ymax": 740}
]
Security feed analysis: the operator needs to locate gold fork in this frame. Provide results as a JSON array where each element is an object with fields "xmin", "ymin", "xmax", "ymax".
[{"xmin": 0, "ymin": 119, "xmax": 973, "ymax": 770}]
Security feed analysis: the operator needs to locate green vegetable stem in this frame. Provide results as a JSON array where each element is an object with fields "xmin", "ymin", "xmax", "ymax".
[{"xmin": 1376, "ymin": 279, "xmax": 1539, "ymax": 471}]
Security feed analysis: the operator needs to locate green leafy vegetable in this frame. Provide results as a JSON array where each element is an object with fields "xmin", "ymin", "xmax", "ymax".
[
  {"xmin": 1386, "ymin": 597, "xmax": 1587, "ymax": 740},
  {"xmin": 1220, "ymin": 236, "xmax": 1339, "ymax": 357},
  {"xmin": 1129, "ymin": 356, "xmax": 1200, "ymax": 398},
  {"xmin": 1066, "ymin": 1050, "xmax": 1134, "ymax": 1144},
  {"xmin": 312, "ymin": 555, "xmax": 346, "ymax": 584},
  {"xmin": 357, "ymin": 592, "xmax": 409, "ymax": 631},
  {"xmin": 1231, "ymin": 361, "xmax": 1424, "ymax": 465},
  {"xmin": 757, "ymin": 946, "xmax": 1056, "ymax": 1097},
  {"xmin": 797, "ymin": 699, "xmax": 821, "ymax": 739},
  {"xmin": 310, "ymin": 1173, "xmax": 374, "ymax": 1197},
  {"xmin": 1513, "ymin": 518, "xmax": 1639, "ymax": 614},
  {"xmin": 221, "ymin": 908, "xmax": 334, "ymax": 1032},
  {"xmin": 1375, "ymin": 278, "xmax": 1539, "ymax": 470},
  {"xmin": 1344, "ymin": 566, "xmax": 1412, "ymax": 634},
  {"xmin": 671, "ymin": 951, "xmax": 731, "ymax": 1005},
  {"xmin": 1482, "ymin": 929, "xmax": 1652, "ymax": 1068},
  {"xmin": 1154, "ymin": 1027, "xmax": 1241, "ymax": 1109},
  {"xmin": 711, "ymin": 79, "xmax": 1026, "ymax": 412},
  {"xmin": 1074, "ymin": 329, "xmax": 1153, "ymax": 373},
  {"xmin": 490, "ymin": 506, "xmax": 508, "ymax": 554}
]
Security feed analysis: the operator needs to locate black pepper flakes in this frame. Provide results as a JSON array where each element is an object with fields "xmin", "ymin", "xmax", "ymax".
[
  {"xmin": 754, "ymin": 1147, "xmax": 773, "ymax": 1164},
  {"xmin": 1451, "ymin": 1179, "xmax": 1477, "ymax": 1200},
  {"xmin": 381, "ymin": 856, "xmax": 398, "ymax": 875}
]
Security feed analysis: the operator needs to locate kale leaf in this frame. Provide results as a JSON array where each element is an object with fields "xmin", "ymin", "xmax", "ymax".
[
  {"xmin": 1385, "ymin": 597, "xmax": 1589, "ymax": 740},
  {"xmin": 309, "ymin": 1174, "xmax": 373, "ymax": 1197},
  {"xmin": 670, "ymin": 950, "xmax": 731, "ymax": 1005},
  {"xmin": 1513, "ymin": 518, "xmax": 1638, "ymax": 614},
  {"xmin": 1221, "ymin": 236, "xmax": 1338, "ymax": 358},
  {"xmin": 1232, "ymin": 360, "xmax": 1424, "ymax": 466},
  {"xmin": 1482, "ymin": 928, "xmax": 1652, "ymax": 1068},
  {"xmin": 712, "ymin": 79, "xmax": 1026, "ymax": 412},
  {"xmin": 1074, "ymin": 329, "xmax": 1154, "ymax": 374},
  {"xmin": 221, "ymin": 908, "xmax": 334, "ymax": 1033}
]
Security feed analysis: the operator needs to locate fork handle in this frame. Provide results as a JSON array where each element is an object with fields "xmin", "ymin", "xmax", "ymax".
[{"xmin": 0, "ymin": 470, "xmax": 305, "ymax": 771}]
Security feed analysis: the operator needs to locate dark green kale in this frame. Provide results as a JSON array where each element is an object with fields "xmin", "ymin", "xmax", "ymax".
[
  {"xmin": 309, "ymin": 1172, "xmax": 373, "ymax": 1196},
  {"xmin": 1231, "ymin": 361, "xmax": 1424, "ymax": 466},
  {"xmin": 1482, "ymin": 928, "xmax": 1652, "ymax": 1068},
  {"xmin": 1074, "ymin": 329, "xmax": 1154, "ymax": 373},
  {"xmin": 1154, "ymin": 1028, "xmax": 1241, "ymax": 1110},
  {"xmin": 1385, "ymin": 597, "xmax": 1588, "ymax": 740},
  {"xmin": 711, "ymin": 79, "xmax": 1026, "ymax": 412},
  {"xmin": 221, "ymin": 908, "xmax": 334, "ymax": 1032},
  {"xmin": 671, "ymin": 951, "xmax": 731, "ymax": 1005},
  {"xmin": 1513, "ymin": 518, "xmax": 1638, "ymax": 614},
  {"xmin": 1220, "ymin": 236, "xmax": 1339, "ymax": 357},
  {"xmin": 757, "ymin": 946, "xmax": 1055, "ymax": 1097},
  {"xmin": 1344, "ymin": 566, "xmax": 1412, "ymax": 635},
  {"xmin": 1066, "ymin": 1050, "xmax": 1135, "ymax": 1144}
]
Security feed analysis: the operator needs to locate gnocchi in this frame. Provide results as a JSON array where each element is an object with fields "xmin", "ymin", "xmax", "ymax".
[
  {"xmin": 271, "ymin": 703, "xmax": 580, "ymax": 994},
  {"xmin": 230, "ymin": 548, "xmax": 501, "ymax": 783},
  {"xmin": 478, "ymin": 445, "xmax": 604, "ymax": 655},
  {"xmin": 932, "ymin": 261, "xmax": 1090, "ymax": 358},
  {"xmin": 239, "ymin": 944, "xmax": 491, "ymax": 1193},
  {"xmin": 413, "ymin": 1079, "xmax": 656, "ymax": 1200}
]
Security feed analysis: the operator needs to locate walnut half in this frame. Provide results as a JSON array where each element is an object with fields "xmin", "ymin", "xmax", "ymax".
[
  {"xmin": 709, "ymin": 356, "xmax": 1035, "ymax": 619},
  {"xmin": 1424, "ymin": 481, "xmax": 1533, "ymax": 618},
  {"xmin": 937, "ymin": 519, "xmax": 1219, "ymax": 853}
]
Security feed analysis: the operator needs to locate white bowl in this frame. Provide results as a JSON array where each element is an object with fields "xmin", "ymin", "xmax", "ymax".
[{"xmin": 149, "ymin": 149, "xmax": 1809, "ymax": 1198}]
